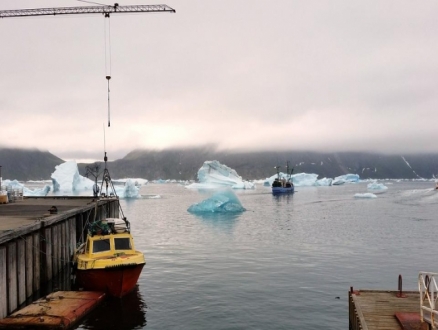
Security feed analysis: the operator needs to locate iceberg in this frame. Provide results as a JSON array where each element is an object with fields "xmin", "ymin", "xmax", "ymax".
[
  {"xmin": 114, "ymin": 179, "xmax": 140, "ymax": 199},
  {"xmin": 354, "ymin": 193, "xmax": 377, "ymax": 198},
  {"xmin": 186, "ymin": 160, "xmax": 255, "ymax": 190},
  {"xmin": 50, "ymin": 161, "xmax": 141, "ymax": 198},
  {"xmin": 51, "ymin": 161, "xmax": 94, "ymax": 193},
  {"xmin": 332, "ymin": 174, "xmax": 360, "ymax": 185},
  {"xmin": 315, "ymin": 177, "xmax": 333, "ymax": 186},
  {"xmin": 2, "ymin": 179, "xmax": 50, "ymax": 197},
  {"xmin": 367, "ymin": 181, "xmax": 388, "ymax": 191},
  {"xmin": 188, "ymin": 189, "xmax": 246, "ymax": 213},
  {"xmin": 113, "ymin": 178, "xmax": 148, "ymax": 186},
  {"xmin": 264, "ymin": 172, "xmax": 320, "ymax": 187},
  {"xmin": 2, "ymin": 179, "xmax": 24, "ymax": 189},
  {"xmin": 291, "ymin": 173, "xmax": 319, "ymax": 186},
  {"xmin": 24, "ymin": 185, "xmax": 51, "ymax": 197}
]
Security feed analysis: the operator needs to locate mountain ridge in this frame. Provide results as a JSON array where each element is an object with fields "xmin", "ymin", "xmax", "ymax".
[{"xmin": 1, "ymin": 147, "xmax": 437, "ymax": 181}]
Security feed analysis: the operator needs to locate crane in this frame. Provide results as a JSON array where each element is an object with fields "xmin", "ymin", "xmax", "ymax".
[
  {"xmin": 0, "ymin": 3, "xmax": 176, "ymax": 127},
  {"xmin": 0, "ymin": 4, "xmax": 176, "ymax": 19}
]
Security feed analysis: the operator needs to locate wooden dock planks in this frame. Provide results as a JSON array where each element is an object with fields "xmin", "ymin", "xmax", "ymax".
[
  {"xmin": 349, "ymin": 290, "xmax": 426, "ymax": 330},
  {"xmin": 0, "ymin": 291, "xmax": 105, "ymax": 329}
]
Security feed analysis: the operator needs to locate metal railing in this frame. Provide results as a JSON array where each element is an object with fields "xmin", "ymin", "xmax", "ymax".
[
  {"xmin": 419, "ymin": 271, "xmax": 438, "ymax": 328},
  {"xmin": 0, "ymin": 186, "xmax": 24, "ymax": 202}
]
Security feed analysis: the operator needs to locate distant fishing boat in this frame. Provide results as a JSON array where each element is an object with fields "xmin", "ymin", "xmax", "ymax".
[
  {"xmin": 73, "ymin": 153, "xmax": 145, "ymax": 297},
  {"xmin": 272, "ymin": 161, "xmax": 294, "ymax": 195}
]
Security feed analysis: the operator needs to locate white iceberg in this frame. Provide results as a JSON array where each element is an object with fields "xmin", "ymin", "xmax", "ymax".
[
  {"xmin": 50, "ymin": 161, "xmax": 140, "ymax": 198},
  {"xmin": 354, "ymin": 193, "xmax": 377, "ymax": 198},
  {"xmin": 2, "ymin": 179, "xmax": 24, "ymax": 188},
  {"xmin": 51, "ymin": 161, "xmax": 94, "ymax": 193},
  {"xmin": 114, "ymin": 179, "xmax": 140, "ymax": 199},
  {"xmin": 187, "ymin": 189, "xmax": 246, "ymax": 213},
  {"xmin": 291, "ymin": 173, "xmax": 319, "ymax": 186},
  {"xmin": 367, "ymin": 181, "xmax": 388, "ymax": 191},
  {"xmin": 113, "ymin": 178, "xmax": 148, "ymax": 186},
  {"xmin": 264, "ymin": 172, "xmax": 321, "ymax": 187},
  {"xmin": 24, "ymin": 185, "xmax": 51, "ymax": 197},
  {"xmin": 315, "ymin": 177, "xmax": 333, "ymax": 186},
  {"xmin": 186, "ymin": 160, "xmax": 255, "ymax": 190},
  {"xmin": 332, "ymin": 174, "xmax": 360, "ymax": 185}
]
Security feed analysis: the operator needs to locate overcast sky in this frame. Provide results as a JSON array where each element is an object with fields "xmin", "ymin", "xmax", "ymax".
[{"xmin": 1, "ymin": 0, "xmax": 438, "ymax": 161}]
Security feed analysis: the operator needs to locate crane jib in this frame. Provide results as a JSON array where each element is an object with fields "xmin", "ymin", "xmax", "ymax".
[{"xmin": 0, "ymin": 5, "xmax": 176, "ymax": 18}]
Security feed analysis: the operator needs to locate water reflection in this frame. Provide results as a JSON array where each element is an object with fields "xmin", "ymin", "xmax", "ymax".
[
  {"xmin": 272, "ymin": 192, "xmax": 294, "ymax": 204},
  {"xmin": 193, "ymin": 213, "xmax": 241, "ymax": 232},
  {"xmin": 76, "ymin": 286, "xmax": 146, "ymax": 330}
]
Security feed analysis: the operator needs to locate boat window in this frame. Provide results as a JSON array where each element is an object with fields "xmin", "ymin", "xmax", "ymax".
[
  {"xmin": 114, "ymin": 238, "xmax": 131, "ymax": 250},
  {"xmin": 93, "ymin": 239, "xmax": 111, "ymax": 253}
]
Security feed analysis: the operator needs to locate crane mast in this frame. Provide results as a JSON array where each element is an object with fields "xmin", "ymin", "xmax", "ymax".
[{"xmin": 0, "ymin": 4, "xmax": 175, "ymax": 18}]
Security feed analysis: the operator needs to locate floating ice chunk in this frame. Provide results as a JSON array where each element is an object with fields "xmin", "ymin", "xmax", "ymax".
[
  {"xmin": 187, "ymin": 160, "xmax": 255, "ymax": 190},
  {"xmin": 24, "ymin": 185, "xmax": 51, "ymax": 197},
  {"xmin": 51, "ymin": 161, "xmax": 93, "ymax": 193},
  {"xmin": 292, "ymin": 173, "xmax": 319, "ymax": 186},
  {"xmin": 354, "ymin": 193, "xmax": 377, "ymax": 198},
  {"xmin": 122, "ymin": 179, "xmax": 140, "ymax": 198},
  {"xmin": 332, "ymin": 174, "xmax": 360, "ymax": 185},
  {"xmin": 152, "ymin": 179, "xmax": 167, "ymax": 184},
  {"xmin": 113, "ymin": 179, "xmax": 140, "ymax": 199},
  {"xmin": 367, "ymin": 181, "xmax": 388, "ymax": 191},
  {"xmin": 113, "ymin": 178, "xmax": 148, "ymax": 186},
  {"xmin": 264, "ymin": 172, "xmax": 319, "ymax": 187},
  {"xmin": 187, "ymin": 189, "xmax": 246, "ymax": 213},
  {"xmin": 2, "ymin": 179, "xmax": 24, "ymax": 188},
  {"xmin": 315, "ymin": 177, "xmax": 333, "ymax": 186}
]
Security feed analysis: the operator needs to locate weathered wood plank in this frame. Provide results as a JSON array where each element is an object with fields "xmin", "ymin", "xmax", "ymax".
[
  {"xmin": 17, "ymin": 238, "xmax": 26, "ymax": 306},
  {"xmin": 25, "ymin": 235, "xmax": 33, "ymax": 298},
  {"xmin": 61, "ymin": 220, "xmax": 67, "ymax": 268},
  {"xmin": 44, "ymin": 227, "xmax": 52, "ymax": 282},
  {"xmin": 32, "ymin": 232, "xmax": 40, "ymax": 292},
  {"xmin": 69, "ymin": 217, "xmax": 76, "ymax": 260},
  {"xmin": 52, "ymin": 225, "xmax": 59, "ymax": 276},
  {"xmin": 7, "ymin": 242, "xmax": 17, "ymax": 313},
  {"xmin": 0, "ymin": 246, "xmax": 7, "ymax": 319}
]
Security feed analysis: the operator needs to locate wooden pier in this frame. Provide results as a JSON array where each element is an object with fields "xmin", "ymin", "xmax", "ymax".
[
  {"xmin": 349, "ymin": 289, "xmax": 429, "ymax": 330},
  {"xmin": 0, "ymin": 197, "xmax": 119, "ymax": 320}
]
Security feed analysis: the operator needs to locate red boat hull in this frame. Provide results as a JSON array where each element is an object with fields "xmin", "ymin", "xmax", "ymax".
[{"xmin": 75, "ymin": 263, "xmax": 145, "ymax": 298}]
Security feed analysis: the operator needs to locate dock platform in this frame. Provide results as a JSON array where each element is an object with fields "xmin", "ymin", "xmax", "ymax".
[
  {"xmin": 0, "ymin": 291, "xmax": 105, "ymax": 329},
  {"xmin": 349, "ymin": 289, "xmax": 429, "ymax": 330},
  {"xmin": 0, "ymin": 196, "xmax": 97, "ymax": 233}
]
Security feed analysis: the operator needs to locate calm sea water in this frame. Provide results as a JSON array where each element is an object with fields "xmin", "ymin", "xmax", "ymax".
[{"xmin": 74, "ymin": 181, "xmax": 438, "ymax": 330}]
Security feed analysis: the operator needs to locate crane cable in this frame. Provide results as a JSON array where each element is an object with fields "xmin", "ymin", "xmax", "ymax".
[{"xmin": 104, "ymin": 12, "xmax": 112, "ymax": 127}]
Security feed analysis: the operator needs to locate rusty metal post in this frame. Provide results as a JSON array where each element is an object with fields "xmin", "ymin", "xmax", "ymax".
[{"xmin": 397, "ymin": 274, "xmax": 406, "ymax": 298}]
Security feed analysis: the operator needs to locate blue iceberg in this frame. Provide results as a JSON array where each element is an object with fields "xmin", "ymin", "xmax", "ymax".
[
  {"xmin": 332, "ymin": 174, "xmax": 360, "ymax": 185},
  {"xmin": 188, "ymin": 189, "xmax": 246, "ymax": 213},
  {"xmin": 114, "ymin": 179, "xmax": 140, "ymax": 199},
  {"xmin": 354, "ymin": 193, "xmax": 377, "ymax": 198},
  {"xmin": 367, "ymin": 181, "xmax": 388, "ymax": 191}
]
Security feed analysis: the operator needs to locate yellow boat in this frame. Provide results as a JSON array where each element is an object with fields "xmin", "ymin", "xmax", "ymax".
[{"xmin": 74, "ymin": 218, "xmax": 146, "ymax": 297}]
